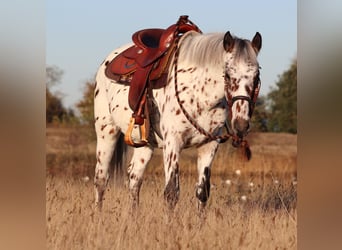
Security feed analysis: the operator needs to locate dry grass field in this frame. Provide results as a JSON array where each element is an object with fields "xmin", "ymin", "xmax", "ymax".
[{"xmin": 46, "ymin": 127, "xmax": 297, "ymax": 249}]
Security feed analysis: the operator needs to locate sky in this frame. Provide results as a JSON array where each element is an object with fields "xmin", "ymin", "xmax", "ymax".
[{"xmin": 46, "ymin": 0, "xmax": 297, "ymax": 109}]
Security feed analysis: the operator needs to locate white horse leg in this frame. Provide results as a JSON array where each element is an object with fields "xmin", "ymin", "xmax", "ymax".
[
  {"xmin": 94, "ymin": 118, "xmax": 120, "ymax": 209},
  {"xmin": 127, "ymin": 146, "xmax": 153, "ymax": 208},
  {"xmin": 196, "ymin": 140, "xmax": 219, "ymax": 208},
  {"xmin": 93, "ymin": 77, "xmax": 122, "ymax": 209},
  {"xmin": 162, "ymin": 136, "xmax": 183, "ymax": 208}
]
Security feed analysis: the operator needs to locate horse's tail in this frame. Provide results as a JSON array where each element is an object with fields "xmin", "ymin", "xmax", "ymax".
[{"xmin": 110, "ymin": 132, "xmax": 127, "ymax": 186}]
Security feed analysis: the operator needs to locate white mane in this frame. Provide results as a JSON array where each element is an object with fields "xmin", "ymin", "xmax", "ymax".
[
  {"xmin": 179, "ymin": 31, "xmax": 258, "ymax": 68},
  {"xmin": 179, "ymin": 32, "xmax": 225, "ymax": 68}
]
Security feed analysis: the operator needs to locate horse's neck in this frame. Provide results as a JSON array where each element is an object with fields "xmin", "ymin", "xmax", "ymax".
[
  {"xmin": 175, "ymin": 33, "xmax": 226, "ymax": 107},
  {"xmin": 196, "ymin": 68, "xmax": 225, "ymax": 106},
  {"xmin": 169, "ymin": 64, "xmax": 225, "ymax": 115}
]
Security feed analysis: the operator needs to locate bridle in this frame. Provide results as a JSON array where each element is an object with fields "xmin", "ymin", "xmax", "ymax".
[
  {"xmin": 171, "ymin": 18, "xmax": 260, "ymax": 160},
  {"xmin": 225, "ymin": 71, "xmax": 261, "ymax": 119}
]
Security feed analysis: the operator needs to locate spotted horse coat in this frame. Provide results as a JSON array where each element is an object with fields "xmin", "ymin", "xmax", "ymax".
[{"xmin": 94, "ymin": 30, "xmax": 262, "ymax": 210}]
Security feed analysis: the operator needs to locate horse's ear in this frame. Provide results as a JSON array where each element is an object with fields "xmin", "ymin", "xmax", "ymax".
[
  {"xmin": 251, "ymin": 32, "xmax": 262, "ymax": 53},
  {"xmin": 223, "ymin": 31, "xmax": 235, "ymax": 52}
]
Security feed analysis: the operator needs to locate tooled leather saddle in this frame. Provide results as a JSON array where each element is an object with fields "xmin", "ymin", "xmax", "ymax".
[{"xmin": 104, "ymin": 15, "xmax": 201, "ymax": 147}]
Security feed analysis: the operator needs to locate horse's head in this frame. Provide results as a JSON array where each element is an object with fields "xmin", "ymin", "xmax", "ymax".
[{"xmin": 223, "ymin": 31, "xmax": 262, "ymax": 139}]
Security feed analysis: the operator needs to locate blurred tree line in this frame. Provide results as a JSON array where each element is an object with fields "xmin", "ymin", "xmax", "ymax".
[
  {"xmin": 46, "ymin": 60, "xmax": 297, "ymax": 133},
  {"xmin": 46, "ymin": 66, "xmax": 78, "ymax": 125},
  {"xmin": 251, "ymin": 59, "xmax": 297, "ymax": 133},
  {"xmin": 46, "ymin": 66, "xmax": 94, "ymax": 126}
]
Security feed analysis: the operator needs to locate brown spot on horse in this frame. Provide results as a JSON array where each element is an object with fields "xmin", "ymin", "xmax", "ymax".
[{"xmin": 101, "ymin": 124, "xmax": 107, "ymax": 131}]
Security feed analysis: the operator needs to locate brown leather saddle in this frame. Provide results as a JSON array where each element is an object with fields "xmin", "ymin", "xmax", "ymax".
[{"xmin": 105, "ymin": 15, "xmax": 201, "ymax": 147}]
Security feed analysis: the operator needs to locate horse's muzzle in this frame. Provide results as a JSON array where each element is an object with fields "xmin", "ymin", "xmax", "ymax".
[{"xmin": 233, "ymin": 117, "xmax": 250, "ymax": 138}]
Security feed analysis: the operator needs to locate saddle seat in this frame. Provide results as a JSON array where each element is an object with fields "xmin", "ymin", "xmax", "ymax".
[
  {"xmin": 104, "ymin": 15, "xmax": 201, "ymax": 147},
  {"xmin": 136, "ymin": 28, "xmax": 163, "ymax": 49},
  {"xmin": 130, "ymin": 28, "xmax": 172, "ymax": 67}
]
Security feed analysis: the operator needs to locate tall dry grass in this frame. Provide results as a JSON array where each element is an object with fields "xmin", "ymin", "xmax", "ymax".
[
  {"xmin": 46, "ymin": 127, "xmax": 297, "ymax": 249},
  {"xmin": 46, "ymin": 175, "xmax": 296, "ymax": 250}
]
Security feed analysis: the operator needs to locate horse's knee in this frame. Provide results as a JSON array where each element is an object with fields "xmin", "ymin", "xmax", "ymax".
[
  {"xmin": 164, "ymin": 169, "xmax": 180, "ymax": 208},
  {"xmin": 196, "ymin": 167, "xmax": 211, "ymax": 203}
]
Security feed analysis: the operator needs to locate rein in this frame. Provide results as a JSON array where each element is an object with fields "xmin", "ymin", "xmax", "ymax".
[{"xmin": 172, "ymin": 25, "xmax": 254, "ymax": 160}]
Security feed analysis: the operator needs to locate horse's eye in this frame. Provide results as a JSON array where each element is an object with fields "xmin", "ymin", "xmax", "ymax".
[
  {"xmin": 256, "ymin": 77, "xmax": 260, "ymax": 85},
  {"xmin": 254, "ymin": 72, "xmax": 260, "ymax": 86}
]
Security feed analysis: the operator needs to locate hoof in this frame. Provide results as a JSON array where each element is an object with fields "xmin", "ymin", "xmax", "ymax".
[{"xmin": 196, "ymin": 167, "xmax": 211, "ymax": 203}]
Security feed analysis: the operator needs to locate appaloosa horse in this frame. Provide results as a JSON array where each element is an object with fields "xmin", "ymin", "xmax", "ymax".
[{"xmin": 93, "ymin": 28, "xmax": 262, "ymax": 209}]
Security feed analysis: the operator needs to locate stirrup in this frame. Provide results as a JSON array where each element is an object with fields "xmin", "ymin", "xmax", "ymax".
[{"xmin": 124, "ymin": 117, "xmax": 148, "ymax": 147}]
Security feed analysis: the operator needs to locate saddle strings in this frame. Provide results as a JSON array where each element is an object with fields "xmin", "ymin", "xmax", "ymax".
[{"xmin": 172, "ymin": 27, "xmax": 251, "ymax": 160}]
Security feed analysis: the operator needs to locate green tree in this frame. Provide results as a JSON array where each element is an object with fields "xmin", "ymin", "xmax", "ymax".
[
  {"xmin": 267, "ymin": 60, "xmax": 297, "ymax": 133},
  {"xmin": 76, "ymin": 80, "xmax": 96, "ymax": 126},
  {"xmin": 251, "ymin": 95, "xmax": 268, "ymax": 132},
  {"xmin": 46, "ymin": 66, "xmax": 78, "ymax": 125},
  {"xmin": 46, "ymin": 88, "xmax": 65, "ymax": 123},
  {"xmin": 46, "ymin": 66, "xmax": 67, "ymax": 124}
]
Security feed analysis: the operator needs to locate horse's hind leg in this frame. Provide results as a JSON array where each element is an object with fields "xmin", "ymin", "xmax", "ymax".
[
  {"xmin": 94, "ymin": 117, "xmax": 120, "ymax": 209},
  {"xmin": 93, "ymin": 80, "xmax": 121, "ymax": 209},
  {"xmin": 127, "ymin": 146, "xmax": 153, "ymax": 208},
  {"xmin": 196, "ymin": 141, "xmax": 219, "ymax": 209}
]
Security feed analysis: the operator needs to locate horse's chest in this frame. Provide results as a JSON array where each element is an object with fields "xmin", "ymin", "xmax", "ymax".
[{"xmin": 154, "ymin": 82, "xmax": 227, "ymax": 145}]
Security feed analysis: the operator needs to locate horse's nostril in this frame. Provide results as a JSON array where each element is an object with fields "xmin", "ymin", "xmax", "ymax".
[
  {"xmin": 237, "ymin": 130, "xmax": 244, "ymax": 138},
  {"xmin": 234, "ymin": 118, "xmax": 249, "ymax": 137}
]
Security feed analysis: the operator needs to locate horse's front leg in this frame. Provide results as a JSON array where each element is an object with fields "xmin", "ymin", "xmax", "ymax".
[
  {"xmin": 196, "ymin": 140, "xmax": 219, "ymax": 209},
  {"xmin": 127, "ymin": 146, "xmax": 153, "ymax": 209},
  {"xmin": 162, "ymin": 136, "xmax": 183, "ymax": 209}
]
